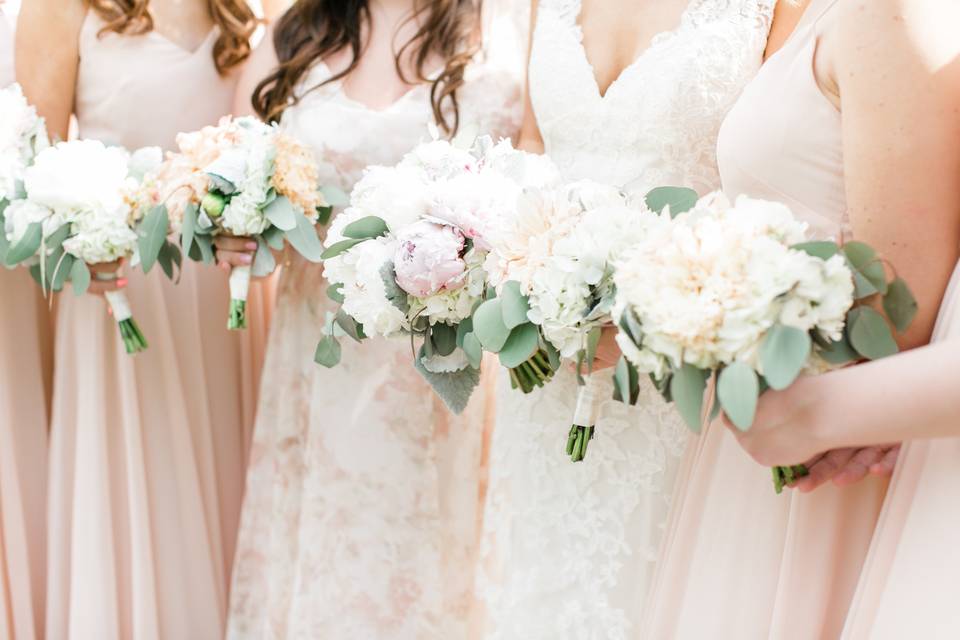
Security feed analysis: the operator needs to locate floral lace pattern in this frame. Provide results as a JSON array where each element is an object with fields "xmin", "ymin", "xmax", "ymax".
[
  {"xmin": 226, "ymin": 5, "xmax": 524, "ymax": 638},
  {"xmin": 477, "ymin": 1, "xmax": 775, "ymax": 638}
]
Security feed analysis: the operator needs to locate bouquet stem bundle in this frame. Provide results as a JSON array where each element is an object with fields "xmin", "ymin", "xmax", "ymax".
[
  {"xmin": 102, "ymin": 283, "xmax": 147, "ymax": 354},
  {"xmin": 227, "ymin": 264, "xmax": 251, "ymax": 330}
]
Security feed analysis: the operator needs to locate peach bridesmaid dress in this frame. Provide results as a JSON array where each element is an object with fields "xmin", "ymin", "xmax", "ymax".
[
  {"xmin": 45, "ymin": 13, "xmax": 271, "ymax": 640},
  {"xmin": 641, "ymin": 1, "xmax": 890, "ymax": 638},
  {"xmin": 841, "ymin": 263, "xmax": 960, "ymax": 640},
  {"xmin": 0, "ymin": 9, "xmax": 51, "ymax": 640}
]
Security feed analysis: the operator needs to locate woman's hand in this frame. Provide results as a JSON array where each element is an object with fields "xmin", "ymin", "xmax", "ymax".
[
  {"xmin": 87, "ymin": 259, "xmax": 127, "ymax": 296},
  {"xmin": 213, "ymin": 235, "xmax": 257, "ymax": 272},
  {"xmin": 569, "ymin": 325, "xmax": 621, "ymax": 374},
  {"xmin": 720, "ymin": 375, "xmax": 898, "ymax": 492}
]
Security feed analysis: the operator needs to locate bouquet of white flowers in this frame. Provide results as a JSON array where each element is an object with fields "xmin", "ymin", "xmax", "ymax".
[
  {"xmin": 476, "ymin": 182, "xmax": 694, "ymax": 461},
  {"xmin": 0, "ymin": 84, "xmax": 49, "ymax": 204},
  {"xmin": 613, "ymin": 192, "xmax": 917, "ymax": 491},
  {"xmin": 154, "ymin": 116, "xmax": 344, "ymax": 329},
  {"xmin": 2, "ymin": 140, "xmax": 169, "ymax": 354},
  {"xmin": 318, "ymin": 135, "xmax": 556, "ymax": 413}
]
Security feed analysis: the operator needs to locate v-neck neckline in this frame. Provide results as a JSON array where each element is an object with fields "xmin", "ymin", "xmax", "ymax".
[{"xmin": 573, "ymin": 0, "xmax": 699, "ymax": 99}]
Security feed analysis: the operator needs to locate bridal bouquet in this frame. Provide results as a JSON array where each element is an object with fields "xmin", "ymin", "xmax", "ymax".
[
  {"xmin": 612, "ymin": 192, "xmax": 917, "ymax": 491},
  {"xmin": 477, "ymin": 180, "xmax": 673, "ymax": 461},
  {"xmin": 318, "ymin": 135, "xmax": 558, "ymax": 413},
  {"xmin": 0, "ymin": 83, "xmax": 48, "ymax": 203},
  {"xmin": 2, "ymin": 140, "xmax": 169, "ymax": 353},
  {"xmin": 155, "ymin": 116, "xmax": 341, "ymax": 329}
]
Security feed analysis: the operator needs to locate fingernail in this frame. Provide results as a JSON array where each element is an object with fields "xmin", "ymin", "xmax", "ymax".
[
  {"xmin": 241, "ymin": 254, "xmax": 253, "ymax": 264},
  {"xmin": 245, "ymin": 242, "xmax": 258, "ymax": 251},
  {"xmin": 117, "ymin": 278, "xmax": 128, "ymax": 287}
]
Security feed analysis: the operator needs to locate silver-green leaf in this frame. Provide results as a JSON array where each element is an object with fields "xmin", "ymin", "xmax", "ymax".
[
  {"xmin": 472, "ymin": 299, "xmax": 510, "ymax": 353},
  {"xmin": 263, "ymin": 195, "xmax": 298, "ymax": 231},
  {"xmin": 499, "ymin": 322, "xmax": 540, "ymax": 369},
  {"xmin": 287, "ymin": 213, "xmax": 323, "ymax": 262},
  {"xmin": 70, "ymin": 259, "xmax": 90, "ymax": 296},
  {"xmin": 760, "ymin": 324, "xmax": 811, "ymax": 390},
  {"xmin": 848, "ymin": 306, "xmax": 898, "ymax": 360},
  {"xmin": 500, "ymin": 281, "xmax": 530, "ymax": 329},
  {"xmin": 670, "ymin": 364, "xmax": 708, "ymax": 432},
  {"xmin": 717, "ymin": 362, "xmax": 760, "ymax": 431},
  {"xmin": 882, "ymin": 277, "xmax": 918, "ymax": 334},
  {"xmin": 314, "ymin": 335, "xmax": 341, "ymax": 367},
  {"xmin": 645, "ymin": 186, "xmax": 698, "ymax": 217},
  {"xmin": 138, "ymin": 205, "xmax": 169, "ymax": 274},
  {"xmin": 343, "ymin": 216, "xmax": 389, "ymax": 240}
]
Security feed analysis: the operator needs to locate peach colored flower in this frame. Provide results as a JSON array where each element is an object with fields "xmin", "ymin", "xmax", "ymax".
[{"xmin": 272, "ymin": 132, "xmax": 325, "ymax": 217}]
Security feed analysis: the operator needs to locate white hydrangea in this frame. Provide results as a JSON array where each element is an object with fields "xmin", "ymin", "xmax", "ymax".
[
  {"xmin": 215, "ymin": 124, "xmax": 275, "ymax": 236},
  {"xmin": 0, "ymin": 84, "xmax": 49, "ymax": 201},
  {"xmin": 613, "ymin": 193, "xmax": 855, "ymax": 376},
  {"xmin": 62, "ymin": 206, "xmax": 139, "ymax": 264}
]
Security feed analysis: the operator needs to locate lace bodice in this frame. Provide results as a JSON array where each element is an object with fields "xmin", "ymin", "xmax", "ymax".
[{"xmin": 530, "ymin": 0, "xmax": 776, "ymax": 192}]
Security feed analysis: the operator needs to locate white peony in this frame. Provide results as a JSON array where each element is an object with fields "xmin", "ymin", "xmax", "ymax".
[
  {"xmin": 24, "ymin": 140, "xmax": 131, "ymax": 215},
  {"xmin": 3, "ymin": 199, "xmax": 62, "ymax": 245}
]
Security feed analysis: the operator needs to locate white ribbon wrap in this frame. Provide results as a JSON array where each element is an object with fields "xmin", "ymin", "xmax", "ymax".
[
  {"xmin": 104, "ymin": 290, "xmax": 133, "ymax": 322},
  {"xmin": 229, "ymin": 265, "xmax": 251, "ymax": 301},
  {"xmin": 573, "ymin": 373, "xmax": 605, "ymax": 427}
]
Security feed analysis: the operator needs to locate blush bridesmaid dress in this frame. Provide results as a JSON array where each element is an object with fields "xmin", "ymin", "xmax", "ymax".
[
  {"xmin": 642, "ymin": 1, "xmax": 891, "ymax": 637},
  {"xmin": 44, "ymin": 12, "xmax": 272, "ymax": 640},
  {"xmin": 0, "ymin": 8, "xmax": 51, "ymax": 640}
]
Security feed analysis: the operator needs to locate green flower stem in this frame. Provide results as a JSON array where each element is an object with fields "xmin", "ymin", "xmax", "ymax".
[
  {"xmin": 117, "ymin": 317, "xmax": 148, "ymax": 355},
  {"xmin": 772, "ymin": 464, "xmax": 809, "ymax": 494},
  {"xmin": 228, "ymin": 298, "xmax": 247, "ymax": 330}
]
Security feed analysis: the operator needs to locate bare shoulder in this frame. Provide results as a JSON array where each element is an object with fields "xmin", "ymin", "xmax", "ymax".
[
  {"xmin": 831, "ymin": 0, "xmax": 960, "ymax": 67},
  {"xmin": 18, "ymin": 0, "xmax": 85, "ymax": 35}
]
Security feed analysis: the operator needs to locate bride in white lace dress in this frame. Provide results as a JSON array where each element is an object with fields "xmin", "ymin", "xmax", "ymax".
[
  {"xmin": 477, "ymin": 1, "xmax": 776, "ymax": 637},
  {"xmin": 224, "ymin": 2, "xmax": 523, "ymax": 638}
]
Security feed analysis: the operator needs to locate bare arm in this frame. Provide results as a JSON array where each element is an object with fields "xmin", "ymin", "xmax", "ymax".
[
  {"xmin": 231, "ymin": 24, "xmax": 278, "ymax": 118},
  {"xmin": 828, "ymin": 0, "xmax": 960, "ymax": 349},
  {"xmin": 16, "ymin": 0, "xmax": 85, "ymax": 140},
  {"xmin": 516, "ymin": 0, "xmax": 544, "ymax": 153}
]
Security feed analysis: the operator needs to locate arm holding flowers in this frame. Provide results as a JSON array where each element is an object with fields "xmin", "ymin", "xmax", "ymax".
[{"xmin": 516, "ymin": 1, "xmax": 544, "ymax": 154}]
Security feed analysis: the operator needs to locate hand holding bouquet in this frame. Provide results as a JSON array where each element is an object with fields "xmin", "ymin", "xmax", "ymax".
[
  {"xmin": 154, "ymin": 116, "xmax": 344, "ymax": 329},
  {"xmin": 612, "ymin": 192, "xmax": 917, "ymax": 492}
]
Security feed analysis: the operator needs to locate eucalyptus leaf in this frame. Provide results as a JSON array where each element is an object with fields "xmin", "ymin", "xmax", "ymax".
[
  {"xmin": 848, "ymin": 306, "xmax": 898, "ymax": 360},
  {"xmin": 327, "ymin": 283, "xmax": 345, "ymax": 304},
  {"xmin": 718, "ymin": 362, "xmax": 760, "ymax": 431},
  {"xmin": 262, "ymin": 225, "xmax": 285, "ymax": 251},
  {"xmin": 543, "ymin": 338, "xmax": 561, "ymax": 371},
  {"xmin": 456, "ymin": 317, "xmax": 474, "ymax": 349},
  {"xmin": 321, "ymin": 238, "xmax": 364, "ymax": 260},
  {"xmin": 287, "ymin": 213, "xmax": 323, "ymax": 262},
  {"xmin": 316, "ymin": 206, "xmax": 333, "ymax": 226},
  {"xmin": 843, "ymin": 241, "xmax": 887, "ymax": 297},
  {"xmin": 194, "ymin": 234, "xmax": 215, "ymax": 265},
  {"xmin": 157, "ymin": 240, "xmax": 181, "ymax": 281},
  {"xmin": 670, "ymin": 364, "xmax": 708, "ymax": 432},
  {"xmin": 432, "ymin": 323, "xmax": 458, "ymax": 357},
  {"xmin": 252, "ymin": 236, "xmax": 277, "ymax": 278},
  {"xmin": 760, "ymin": 324, "xmax": 811, "ymax": 390},
  {"xmin": 499, "ymin": 322, "xmax": 540, "ymax": 369},
  {"xmin": 883, "ymin": 277, "xmax": 918, "ymax": 333},
  {"xmin": 500, "ymin": 281, "xmax": 530, "ymax": 329},
  {"xmin": 50, "ymin": 252, "xmax": 74, "ymax": 293},
  {"xmin": 0, "ymin": 210, "xmax": 8, "ymax": 263},
  {"xmin": 314, "ymin": 335, "xmax": 342, "ymax": 367},
  {"xmin": 792, "ymin": 241, "xmax": 839, "ymax": 260},
  {"xmin": 379, "ymin": 261, "xmax": 410, "ymax": 314},
  {"xmin": 320, "ymin": 185, "xmax": 350, "ymax": 208},
  {"xmin": 462, "ymin": 332, "xmax": 483, "ymax": 369},
  {"xmin": 263, "ymin": 195, "xmax": 298, "ymax": 231},
  {"xmin": 645, "ymin": 186, "xmax": 698, "ymax": 217},
  {"xmin": 818, "ymin": 334, "xmax": 860, "ymax": 365},
  {"xmin": 181, "ymin": 202, "xmax": 198, "ymax": 256},
  {"xmin": 613, "ymin": 356, "xmax": 640, "ymax": 406},
  {"xmin": 343, "ymin": 216, "xmax": 389, "ymax": 240},
  {"xmin": 45, "ymin": 223, "xmax": 71, "ymax": 253},
  {"xmin": 335, "ymin": 309, "xmax": 365, "ymax": 343},
  {"xmin": 473, "ymin": 299, "xmax": 510, "ymax": 352},
  {"xmin": 70, "ymin": 259, "xmax": 90, "ymax": 295},
  {"xmin": 138, "ymin": 205, "xmax": 169, "ymax": 273},
  {"xmin": 5, "ymin": 222, "xmax": 42, "ymax": 266}
]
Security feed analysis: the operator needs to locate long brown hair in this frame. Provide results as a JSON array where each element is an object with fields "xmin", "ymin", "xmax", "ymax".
[
  {"xmin": 87, "ymin": 0, "xmax": 258, "ymax": 74},
  {"xmin": 253, "ymin": 0, "xmax": 481, "ymax": 133}
]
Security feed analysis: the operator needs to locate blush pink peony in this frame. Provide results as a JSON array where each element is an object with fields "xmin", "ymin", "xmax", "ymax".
[{"xmin": 393, "ymin": 221, "xmax": 468, "ymax": 298}]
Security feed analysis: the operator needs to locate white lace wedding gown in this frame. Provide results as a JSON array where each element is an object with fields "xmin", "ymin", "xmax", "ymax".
[
  {"xmin": 226, "ymin": 6, "xmax": 524, "ymax": 640},
  {"xmin": 477, "ymin": 1, "xmax": 775, "ymax": 638}
]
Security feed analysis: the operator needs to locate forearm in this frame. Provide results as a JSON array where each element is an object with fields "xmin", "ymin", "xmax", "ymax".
[{"xmin": 814, "ymin": 340, "xmax": 960, "ymax": 448}]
